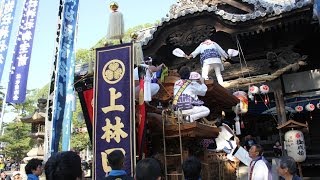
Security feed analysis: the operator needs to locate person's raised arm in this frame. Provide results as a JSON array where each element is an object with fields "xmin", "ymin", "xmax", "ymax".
[
  {"xmin": 188, "ymin": 44, "xmax": 202, "ymax": 59},
  {"xmin": 148, "ymin": 63, "xmax": 165, "ymax": 72}
]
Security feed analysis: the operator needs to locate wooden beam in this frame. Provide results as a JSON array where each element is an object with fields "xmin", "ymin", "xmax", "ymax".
[
  {"xmin": 220, "ymin": 0, "xmax": 253, "ymax": 13},
  {"xmin": 222, "ymin": 60, "xmax": 307, "ymax": 89}
]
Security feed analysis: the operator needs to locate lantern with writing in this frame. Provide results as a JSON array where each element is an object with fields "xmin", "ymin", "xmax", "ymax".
[
  {"xmin": 295, "ymin": 105, "xmax": 303, "ymax": 113},
  {"xmin": 305, "ymin": 103, "xmax": 315, "ymax": 119},
  {"xmin": 284, "ymin": 130, "xmax": 306, "ymax": 162},
  {"xmin": 259, "ymin": 84, "xmax": 270, "ymax": 105},
  {"xmin": 249, "ymin": 85, "xmax": 259, "ymax": 104},
  {"xmin": 232, "ymin": 91, "xmax": 248, "ymax": 135}
]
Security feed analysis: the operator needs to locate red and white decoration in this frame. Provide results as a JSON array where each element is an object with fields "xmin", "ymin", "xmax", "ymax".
[
  {"xmin": 249, "ymin": 85, "xmax": 259, "ymax": 104},
  {"xmin": 232, "ymin": 91, "xmax": 249, "ymax": 135},
  {"xmin": 233, "ymin": 91, "xmax": 249, "ymax": 114},
  {"xmin": 305, "ymin": 103, "xmax": 315, "ymax": 112},
  {"xmin": 259, "ymin": 84, "xmax": 270, "ymax": 104},
  {"xmin": 249, "ymin": 85, "xmax": 259, "ymax": 94},
  {"xmin": 295, "ymin": 105, "xmax": 304, "ymax": 113},
  {"xmin": 305, "ymin": 103, "xmax": 315, "ymax": 119}
]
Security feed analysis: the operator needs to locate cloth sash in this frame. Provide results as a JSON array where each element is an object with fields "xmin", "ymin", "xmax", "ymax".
[
  {"xmin": 172, "ymin": 80, "xmax": 191, "ymax": 109},
  {"xmin": 173, "ymin": 80, "xmax": 204, "ymax": 110},
  {"xmin": 200, "ymin": 48, "xmax": 220, "ymax": 64}
]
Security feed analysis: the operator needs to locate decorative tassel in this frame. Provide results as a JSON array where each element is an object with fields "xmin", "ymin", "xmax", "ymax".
[
  {"xmin": 241, "ymin": 120, "xmax": 245, "ymax": 129},
  {"xmin": 234, "ymin": 115, "xmax": 241, "ymax": 135},
  {"xmin": 254, "ymin": 96, "xmax": 257, "ymax": 104},
  {"xmin": 264, "ymin": 95, "xmax": 268, "ymax": 105},
  {"xmin": 235, "ymin": 120, "xmax": 241, "ymax": 135},
  {"xmin": 71, "ymin": 93, "xmax": 76, "ymax": 112}
]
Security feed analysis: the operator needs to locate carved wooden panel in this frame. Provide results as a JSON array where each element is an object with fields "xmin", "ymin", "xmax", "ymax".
[{"xmin": 167, "ymin": 25, "xmax": 215, "ymax": 46}]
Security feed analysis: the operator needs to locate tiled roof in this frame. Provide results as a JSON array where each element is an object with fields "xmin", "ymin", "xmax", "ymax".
[{"xmin": 138, "ymin": 0, "xmax": 312, "ymax": 46}]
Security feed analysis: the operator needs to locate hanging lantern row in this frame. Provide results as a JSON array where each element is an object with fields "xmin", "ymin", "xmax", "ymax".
[
  {"xmin": 295, "ymin": 103, "xmax": 318, "ymax": 113},
  {"xmin": 248, "ymin": 85, "xmax": 270, "ymax": 104}
]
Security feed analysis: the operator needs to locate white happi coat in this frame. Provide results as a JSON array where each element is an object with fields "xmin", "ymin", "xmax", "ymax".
[
  {"xmin": 173, "ymin": 79, "xmax": 210, "ymax": 122},
  {"xmin": 134, "ymin": 65, "xmax": 160, "ymax": 102},
  {"xmin": 191, "ymin": 40, "xmax": 228, "ymax": 71},
  {"xmin": 233, "ymin": 147, "xmax": 271, "ymax": 180}
]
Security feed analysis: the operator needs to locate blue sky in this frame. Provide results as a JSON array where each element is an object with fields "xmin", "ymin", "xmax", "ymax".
[{"xmin": 1, "ymin": 0, "xmax": 175, "ymax": 90}]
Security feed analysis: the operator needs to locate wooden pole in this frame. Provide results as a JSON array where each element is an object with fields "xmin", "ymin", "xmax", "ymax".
[
  {"xmin": 272, "ymin": 78, "xmax": 287, "ymax": 156},
  {"xmin": 272, "ymin": 78, "xmax": 287, "ymax": 124}
]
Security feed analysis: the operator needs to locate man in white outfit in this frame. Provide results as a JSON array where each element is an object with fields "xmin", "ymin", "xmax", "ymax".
[
  {"xmin": 173, "ymin": 66, "xmax": 210, "ymax": 122},
  {"xmin": 231, "ymin": 143, "xmax": 272, "ymax": 180},
  {"xmin": 134, "ymin": 57, "xmax": 164, "ymax": 102},
  {"xmin": 186, "ymin": 39, "xmax": 229, "ymax": 85}
]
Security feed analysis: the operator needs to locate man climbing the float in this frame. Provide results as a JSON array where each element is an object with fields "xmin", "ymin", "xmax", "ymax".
[
  {"xmin": 173, "ymin": 66, "xmax": 210, "ymax": 122},
  {"xmin": 186, "ymin": 39, "xmax": 229, "ymax": 85},
  {"xmin": 134, "ymin": 56, "xmax": 165, "ymax": 102}
]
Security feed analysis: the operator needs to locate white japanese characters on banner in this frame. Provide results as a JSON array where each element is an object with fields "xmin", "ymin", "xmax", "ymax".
[
  {"xmin": 6, "ymin": 0, "xmax": 40, "ymax": 103},
  {"xmin": 284, "ymin": 130, "xmax": 306, "ymax": 162},
  {"xmin": 0, "ymin": 0, "xmax": 17, "ymax": 82},
  {"xmin": 51, "ymin": 0, "xmax": 79, "ymax": 153}
]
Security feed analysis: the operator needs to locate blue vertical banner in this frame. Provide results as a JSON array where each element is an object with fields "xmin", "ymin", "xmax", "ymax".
[
  {"xmin": 0, "ymin": 0, "xmax": 17, "ymax": 83},
  {"xmin": 51, "ymin": 0, "xmax": 79, "ymax": 153},
  {"xmin": 6, "ymin": 0, "xmax": 40, "ymax": 103},
  {"xmin": 94, "ymin": 44, "xmax": 135, "ymax": 179},
  {"xmin": 43, "ymin": 0, "xmax": 64, "ymax": 161},
  {"xmin": 61, "ymin": 50, "xmax": 76, "ymax": 151}
]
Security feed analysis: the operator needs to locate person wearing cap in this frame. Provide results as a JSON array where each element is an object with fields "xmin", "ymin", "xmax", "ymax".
[
  {"xmin": 134, "ymin": 57, "xmax": 165, "ymax": 102},
  {"xmin": 173, "ymin": 66, "xmax": 210, "ymax": 122},
  {"xmin": 186, "ymin": 39, "xmax": 229, "ymax": 85}
]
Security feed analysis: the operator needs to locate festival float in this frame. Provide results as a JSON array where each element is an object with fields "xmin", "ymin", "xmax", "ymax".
[{"xmin": 72, "ymin": 0, "xmax": 320, "ymax": 179}]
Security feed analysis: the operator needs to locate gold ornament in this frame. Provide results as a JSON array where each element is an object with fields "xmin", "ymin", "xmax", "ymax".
[
  {"xmin": 130, "ymin": 32, "xmax": 138, "ymax": 40},
  {"xmin": 109, "ymin": 1, "xmax": 119, "ymax": 11}
]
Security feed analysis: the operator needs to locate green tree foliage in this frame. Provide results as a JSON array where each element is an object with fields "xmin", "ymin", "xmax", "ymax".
[
  {"xmin": 76, "ymin": 48, "xmax": 94, "ymax": 65},
  {"xmin": 0, "ymin": 121, "xmax": 33, "ymax": 162},
  {"xmin": 93, "ymin": 23, "xmax": 155, "ymax": 48},
  {"xmin": 70, "ymin": 98, "xmax": 91, "ymax": 151},
  {"xmin": 10, "ymin": 85, "xmax": 49, "ymax": 117},
  {"xmin": 76, "ymin": 23, "xmax": 155, "ymax": 65},
  {"xmin": 10, "ymin": 90, "xmax": 38, "ymax": 117}
]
